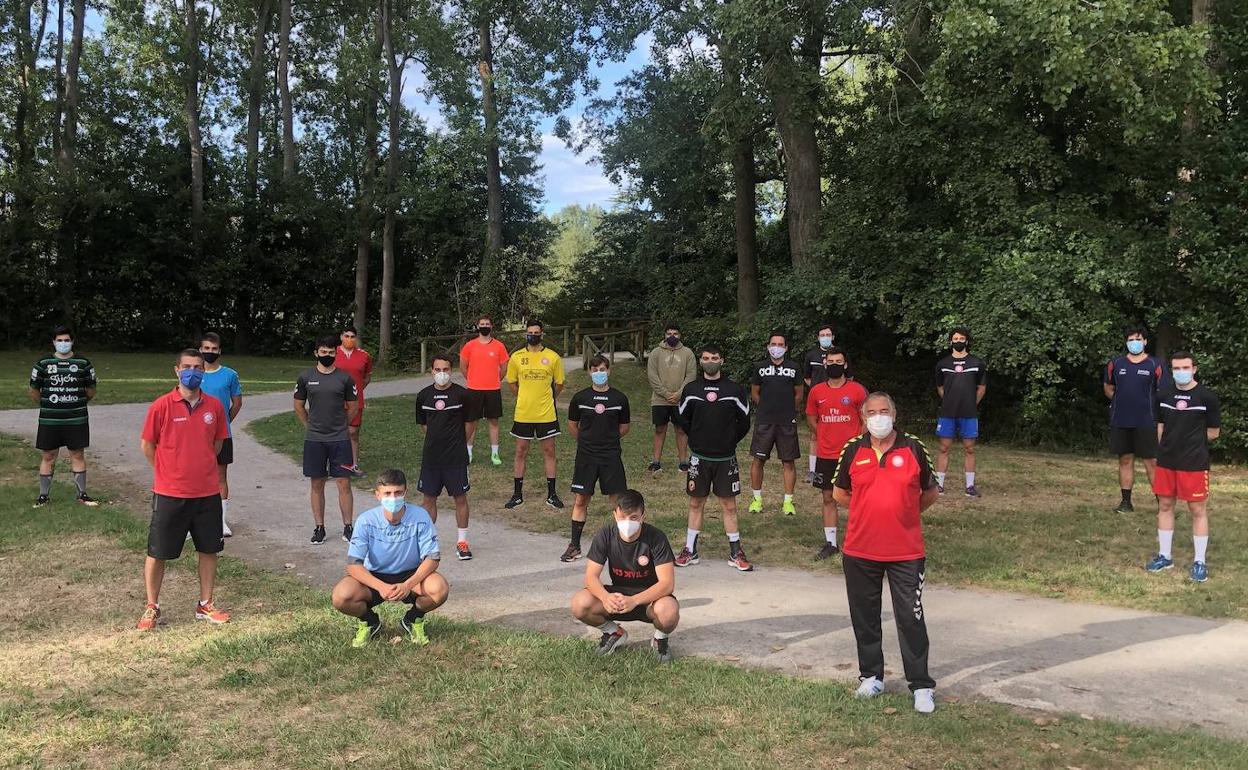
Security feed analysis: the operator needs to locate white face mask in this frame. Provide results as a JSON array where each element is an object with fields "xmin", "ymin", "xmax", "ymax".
[
  {"xmin": 616, "ymin": 519, "xmax": 642, "ymax": 539},
  {"xmin": 768, "ymin": 345, "xmax": 787, "ymax": 360},
  {"xmin": 54, "ymin": 341, "xmax": 73, "ymax": 354},
  {"xmin": 433, "ymin": 371, "xmax": 451, "ymax": 386},
  {"xmin": 866, "ymin": 414, "xmax": 894, "ymax": 439}
]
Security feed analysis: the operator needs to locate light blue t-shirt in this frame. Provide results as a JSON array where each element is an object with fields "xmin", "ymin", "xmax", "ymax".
[
  {"xmin": 201, "ymin": 366, "xmax": 243, "ymax": 437},
  {"xmin": 347, "ymin": 504, "xmax": 440, "ymax": 574}
]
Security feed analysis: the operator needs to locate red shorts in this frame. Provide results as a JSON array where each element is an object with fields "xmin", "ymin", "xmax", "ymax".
[
  {"xmin": 1152, "ymin": 467, "xmax": 1209, "ymax": 502},
  {"xmin": 348, "ymin": 404, "xmax": 364, "ymax": 428}
]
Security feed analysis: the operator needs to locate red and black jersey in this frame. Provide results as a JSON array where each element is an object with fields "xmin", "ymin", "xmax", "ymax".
[
  {"xmin": 1156, "ymin": 384, "xmax": 1220, "ymax": 471},
  {"xmin": 834, "ymin": 432, "xmax": 936, "ymax": 562}
]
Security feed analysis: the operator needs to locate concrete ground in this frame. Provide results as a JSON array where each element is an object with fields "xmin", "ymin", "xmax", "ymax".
[{"xmin": 3, "ymin": 362, "xmax": 1246, "ymax": 739}]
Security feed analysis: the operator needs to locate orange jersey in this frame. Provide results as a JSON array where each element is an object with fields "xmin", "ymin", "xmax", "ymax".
[{"xmin": 460, "ymin": 337, "xmax": 510, "ymax": 390}]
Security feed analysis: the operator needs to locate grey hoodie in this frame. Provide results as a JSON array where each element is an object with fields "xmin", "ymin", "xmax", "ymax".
[{"xmin": 647, "ymin": 343, "xmax": 697, "ymax": 406}]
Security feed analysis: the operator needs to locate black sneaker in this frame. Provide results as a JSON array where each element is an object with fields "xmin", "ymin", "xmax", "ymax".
[
  {"xmin": 937, "ymin": 484, "xmax": 945, "ymax": 495},
  {"xmin": 311, "ymin": 525, "xmax": 326, "ymax": 544},
  {"xmin": 504, "ymin": 494, "xmax": 524, "ymax": 509},
  {"xmin": 647, "ymin": 460, "xmax": 662, "ymax": 474},
  {"xmin": 596, "ymin": 627, "xmax": 628, "ymax": 656},
  {"xmin": 342, "ymin": 524, "xmax": 353, "ymax": 543},
  {"xmin": 678, "ymin": 461, "xmax": 690, "ymax": 472},
  {"xmin": 651, "ymin": 636, "xmax": 673, "ymax": 663},
  {"xmin": 77, "ymin": 493, "xmax": 100, "ymax": 507},
  {"xmin": 33, "ymin": 494, "xmax": 49, "ymax": 508},
  {"xmin": 456, "ymin": 541, "xmax": 473, "ymax": 560},
  {"xmin": 545, "ymin": 493, "xmax": 565, "ymax": 509},
  {"xmin": 560, "ymin": 544, "xmax": 582, "ymax": 563},
  {"xmin": 814, "ymin": 542, "xmax": 841, "ymax": 561},
  {"xmin": 965, "ymin": 485, "xmax": 981, "ymax": 499},
  {"xmin": 1114, "ymin": 500, "xmax": 1134, "ymax": 513}
]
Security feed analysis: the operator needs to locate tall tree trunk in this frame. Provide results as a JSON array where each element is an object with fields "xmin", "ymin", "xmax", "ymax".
[
  {"xmin": 183, "ymin": 0, "xmax": 205, "ymax": 232},
  {"xmin": 353, "ymin": 7, "xmax": 384, "ymax": 332},
  {"xmin": 379, "ymin": 0, "xmax": 401, "ymax": 362},
  {"xmin": 245, "ymin": 0, "xmax": 273, "ymax": 200},
  {"xmin": 478, "ymin": 18, "xmax": 504, "ymax": 256},
  {"xmin": 56, "ymin": 0, "xmax": 85, "ymax": 322},
  {"xmin": 53, "ymin": 0, "xmax": 64, "ymax": 164},
  {"xmin": 61, "ymin": 0, "xmax": 83, "ymax": 169},
  {"xmin": 11, "ymin": 0, "xmax": 49, "ymax": 259},
  {"xmin": 764, "ymin": 21, "xmax": 822, "ymax": 267},
  {"xmin": 732, "ymin": 133, "xmax": 759, "ymax": 319},
  {"xmin": 278, "ymin": 0, "xmax": 296, "ymax": 179}
]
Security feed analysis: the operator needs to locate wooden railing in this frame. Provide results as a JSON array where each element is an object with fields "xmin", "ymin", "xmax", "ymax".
[{"xmin": 580, "ymin": 325, "xmax": 649, "ymax": 369}]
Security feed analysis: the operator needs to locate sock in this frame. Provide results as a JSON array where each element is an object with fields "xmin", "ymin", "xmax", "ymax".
[
  {"xmin": 547, "ymin": 477, "xmax": 557, "ymax": 496},
  {"xmin": 403, "ymin": 606, "xmax": 425, "ymax": 623},
  {"xmin": 491, "ymin": 444, "xmax": 499, "ymax": 455},
  {"xmin": 824, "ymin": 526, "xmax": 837, "ymax": 545},
  {"xmin": 685, "ymin": 528, "xmax": 699, "ymax": 552},
  {"xmin": 936, "ymin": 472, "xmax": 945, "ymax": 487},
  {"xmin": 752, "ymin": 489, "xmax": 762, "ymax": 500},
  {"xmin": 513, "ymin": 477, "xmax": 523, "ymax": 496},
  {"xmin": 457, "ymin": 527, "xmax": 469, "ymax": 542},
  {"xmin": 73, "ymin": 471, "xmax": 87, "ymax": 495},
  {"xmin": 965, "ymin": 472, "xmax": 975, "ymax": 487},
  {"xmin": 570, "ymin": 519, "xmax": 585, "ymax": 547},
  {"xmin": 467, "ymin": 446, "xmax": 474, "ymax": 461},
  {"xmin": 598, "ymin": 620, "xmax": 619, "ymax": 634},
  {"xmin": 39, "ymin": 474, "xmax": 52, "ymax": 496},
  {"xmin": 361, "ymin": 609, "xmax": 380, "ymax": 626},
  {"xmin": 221, "ymin": 499, "xmax": 229, "ymax": 518},
  {"xmin": 1194, "ymin": 535, "xmax": 1208, "ymax": 563},
  {"xmin": 653, "ymin": 629, "xmax": 670, "ymax": 640},
  {"xmin": 808, "ymin": 454, "xmax": 817, "ymax": 473},
  {"xmin": 784, "ymin": 493, "xmax": 794, "ymax": 503},
  {"xmin": 1158, "ymin": 529, "xmax": 1174, "ymax": 559},
  {"xmin": 727, "ymin": 531, "xmax": 741, "ymax": 542},
  {"xmin": 728, "ymin": 534, "xmax": 741, "ymax": 558},
  {"xmin": 1121, "ymin": 488, "xmax": 1132, "ymax": 504}
]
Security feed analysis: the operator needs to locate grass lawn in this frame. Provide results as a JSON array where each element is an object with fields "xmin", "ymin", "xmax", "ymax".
[
  {"xmin": 249, "ymin": 361, "xmax": 1248, "ymax": 621},
  {"xmin": 0, "ymin": 349, "xmax": 403, "ymax": 410},
  {"xmin": 0, "ymin": 437, "xmax": 1244, "ymax": 769}
]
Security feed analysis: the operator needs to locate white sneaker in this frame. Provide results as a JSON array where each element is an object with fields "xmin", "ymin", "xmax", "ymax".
[
  {"xmin": 913, "ymin": 688, "xmax": 935, "ymax": 714},
  {"xmin": 855, "ymin": 676, "xmax": 884, "ymax": 698},
  {"xmin": 222, "ymin": 516, "xmax": 233, "ymax": 538}
]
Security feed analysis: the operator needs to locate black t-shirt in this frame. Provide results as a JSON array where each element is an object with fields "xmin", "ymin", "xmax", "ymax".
[
  {"xmin": 294, "ymin": 368, "xmax": 357, "ymax": 441},
  {"xmin": 749, "ymin": 358, "xmax": 802, "ymax": 424},
  {"xmin": 568, "ymin": 386, "xmax": 630, "ymax": 460},
  {"xmin": 586, "ymin": 522, "xmax": 675, "ymax": 595},
  {"xmin": 804, "ymin": 347, "xmax": 829, "ymax": 386},
  {"xmin": 935, "ymin": 354, "xmax": 986, "ymax": 418},
  {"xmin": 415, "ymin": 383, "xmax": 469, "ymax": 468},
  {"xmin": 1156, "ymin": 383, "xmax": 1220, "ymax": 471}
]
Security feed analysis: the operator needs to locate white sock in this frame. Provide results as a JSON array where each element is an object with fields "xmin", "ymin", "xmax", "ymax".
[
  {"xmin": 1194, "ymin": 535, "xmax": 1208, "ymax": 563},
  {"xmin": 752, "ymin": 489, "xmax": 762, "ymax": 500},
  {"xmin": 784, "ymin": 493, "xmax": 794, "ymax": 502},
  {"xmin": 727, "ymin": 531, "xmax": 740, "ymax": 543},
  {"xmin": 1158, "ymin": 529, "xmax": 1174, "ymax": 559},
  {"xmin": 457, "ymin": 528, "xmax": 469, "ymax": 542},
  {"xmin": 824, "ymin": 526, "xmax": 837, "ymax": 544},
  {"xmin": 936, "ymin": 472, "xmax": 946, "ymax": 486},
  {"xmin": 467, "ymin": 446, "xmax": 474, "ymax": 460},
  {"xmin": 808, "ymin": 455, "xmax": 817, "ymax": 473},
  {"xmin": 221, "ymin": 499, "xmax": 229, "ymax": 518},
  {"xmin": 685, "ymin": 528, "xmax": 699, "ymax": 551},
  {"xmin": 965, "ymin": 472, "xmax": 975, "ymax": 487},
  {"xmin": 491, "ymin": 444, "xmax": 499, "ymax": 454},
  {"xmin": 653, "ymin": 629, "xmax": 670, "ymax": 640},
  {"xmin": 598, "ymin": 620, "xmax": 619, "ymax": 634}
]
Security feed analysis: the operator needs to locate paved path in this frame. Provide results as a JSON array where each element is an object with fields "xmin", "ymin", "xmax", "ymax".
[{"xmin": 3, "ymin": 363, "xmax": 1247, "ymax": 739}]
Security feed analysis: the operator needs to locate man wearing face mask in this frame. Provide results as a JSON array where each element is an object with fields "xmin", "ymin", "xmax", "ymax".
[
  {"xmin": 415, "ymin": 355, "xmax": 473, "ymax": 561},
  {"xmin": 295, "ymin": 336, "xmax": 359, "ymax": 545},
  {"xmin": 934, "ymin": 326, "xmax": 986, "ymax": 497},
  {"xmin": 136, "ymin": 349, "xmax": 231, "ymax": 631},
  {"xmin": 748, "ymin": 332, "xmax": 804, "ymax": 516},
  {"xmin": 802, "ymin": 324, "xmax": 838, "ymax": 482},
  {"xmin": 460, "ymin": 314, "xmax": 509, "ymax": 465},
  {"xmin": 571, "ymin": 489, "xmax": 678, "ymax": 662},
  {"xmin": 1147, "ymin": 351, "xmax": 1220, "ymax": 583},
  {"xmin": 332, "ymin": 469, "xmax": 448, "ymax": 647},
  {"xmin": 674, "ymin": 344, "xmax": 754, "ymax": 571},
  {"xmin": 198, "ymin": 332, "xmax": 243, "ymax": 537},
  {"xmin": 647, "ymin": 322, "xmax": 696, "ymax": 474},
  {"xmin": 562, "ymin": 356, "xmax": 631, "ymax": 563},
  {"xmin": 333, "ymin": 326, "xmax": 373, "ymax": 478},
  {"xmin": 833, "ymin": 392, "xmax": 939, "ymax": 713},
  {"xmin": 504, "ymin": 320, "xmax": 566, "ymax": 510},
  {"xmin": 1103, "ymin": 327, "xmax": 1163, "ymax": 513},
  {"xmin": 805, "ymin": 347, "xmax": 868, "ymax": 560},
  {"xmin": 29, "ymin": 325, "xmax": 98, "ymax": 507}
]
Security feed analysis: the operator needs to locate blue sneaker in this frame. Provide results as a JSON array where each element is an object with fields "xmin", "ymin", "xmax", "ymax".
[
  {"xmin": 1145, "ymin": 554, "xmax": 1174, "ymax": 573},
  {"xmin": 1190, "ymin": 561, "xmax": 1209, "ymax": 583}
]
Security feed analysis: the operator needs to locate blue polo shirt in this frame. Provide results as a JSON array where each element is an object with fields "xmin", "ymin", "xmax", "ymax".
[
  {"xmin": 347, "ymin": 503, "xmax": 440, "ymax": 574},
  {"xmin": 200, "ymin": 366, "xmax": 243, "ymax": 437},
  {"xmin": 1104, "ymin": 355, "xmax": 1162, "ymax": 428}
]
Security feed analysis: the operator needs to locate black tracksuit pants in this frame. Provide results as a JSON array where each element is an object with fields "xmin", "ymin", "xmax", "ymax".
[{"xmin": 843, "ymin": 554, "xmax": 935, "ymax": 692}]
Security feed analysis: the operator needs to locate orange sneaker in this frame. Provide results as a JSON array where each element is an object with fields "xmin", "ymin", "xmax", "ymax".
[
  {"xmin": 136, "ymin": 603, "xmax": 160, "ymax": 631},
  {"xmin": 195, "ymin": 599, "xmax": 231, "ymax": 624}
]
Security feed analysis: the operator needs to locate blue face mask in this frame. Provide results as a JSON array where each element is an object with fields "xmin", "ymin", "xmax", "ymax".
[
  {"xmin": 54, "ymin": 341, "xmax": 73, "ymax": 354},
  {"xmin": 591, "ymin": 371, "xmax": 609, "ymax": 386},
  {"xmin": 380, "ymin": 496, "xmax": 405, "ymax": 514},
  {"xmin": 1126, "ymin": 339, "xmax": 1145, "ymax": 355},
  {"xmin": 1172, "ymin": 369, "xmax": 1194, "ymax": 386},
  {"xmin": 178, "ymin": 368, "xmax": 204, "ymax": 390}
]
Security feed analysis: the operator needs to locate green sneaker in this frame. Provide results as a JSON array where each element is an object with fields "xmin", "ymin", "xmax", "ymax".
[
  {"xmin": 782, "ymin": 498, "xmax": 796, "ymax": 516},
  {"xmin": 747, "ymin": 497, "xmax": 763, "ymax": 514},
  {"xmin": 401, "ymin": 616, "xmax": 430, "ymax": 646},
  {"xmin": 490, "ymin": 452, "xmax": 502, "ymax": 466},
  {"xmin": 352, "ymin": 619, "xmax": 380, "ymax": 648}
]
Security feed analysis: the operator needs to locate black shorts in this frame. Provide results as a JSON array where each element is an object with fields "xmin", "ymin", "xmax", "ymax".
[
  {"xmin": 1110, "ymin": 427, "xmax": 1158, "ymax": 459},
  {"xmin": 148, "ymin": 493, "xmax": 224, "ymax": 560},
  {"xmin": 750, "ymin": 422, "xmax": 801, "ymax": 461},
  {"xmin": 364, "ymin": 569, "xmax": 423, "ymax": 608},
  {"xmin": 465, "ymin": 389, "xmax": 504, "ymax": 421},
  {"xmin": 686, "ymin": 456, "xmax": 741, "ymax": 498},
  {"xmin": 571, "ymin": 453, "xmax": 628, "ymax": 496},
  {"xmin": 812, "ymin": 457, "xmax": 839, "ymax": 490},
  {"xmin": 605, "ymin": 586, "xmax": 677, "ymax": 622},
  {"xmin": 303, "ymin": 439, "xmax": 353, "ymax": 479},
  {"xmin": 216, "ymin": 437, "xmax": 234, "ymax": 466},
  {"xmin": 418, "ymin": 465, "xmax": 470, "ymax": 497},
  {"xmin": 511, "ymin": 421, "xmax": 560, "ymax": 440},
  {"xmin": 35, "ymin": 423, "xmax": 89, "ymax": 451},
  {"xmin": 651, "ymin": 405, "xmax": 680, "ymax": 427}
]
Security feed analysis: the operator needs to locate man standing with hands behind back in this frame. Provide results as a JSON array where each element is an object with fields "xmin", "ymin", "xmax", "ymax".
[
  {"xmin": 460, "ymin": 314, "xmax": 509, "ymax": 466},
  {"xmin": 647, "ymin": 322, "xmax": 696, "ymax": 475},
  {"xmin": 334, "ymin": 325, "xmax": 373, "ymax": 478},
  {"xmin": 296, "ymin": 336, "xmax": 359, "ymax": 545},
  {"xmin": 934, "ymin": 326, "xmax": 986, "ymax": 498}
]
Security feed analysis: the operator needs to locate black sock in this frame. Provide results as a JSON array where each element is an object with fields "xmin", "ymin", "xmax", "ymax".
[
  {"xmin": 513, "ymin": 478, "xmax": 523, "ymax": 496},
  {"xmin": 547, "ymin": 477, "xmax": 557, "ymax": 496},
  {"xmin": 729, "ymin": 539, "xmax": 741, "ymax": 558},
  {"xmin": 404, "ymin": 606, "xmax": 425, "ymax": 623},
  {"xmin": 361, "ymin": 609, "xmax": 380, "ymax": 626},
  {"xmin": 570, "ymin": 519, "xmax": 585, "ymax": 547},
  {"xmin": 1121, "ymin": 488, "xmax": 1132, "ymax": 504}
]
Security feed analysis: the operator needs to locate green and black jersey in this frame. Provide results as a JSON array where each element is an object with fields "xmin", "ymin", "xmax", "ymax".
[{"xmin": 29, "ymin": 356, "xmax": 97, "ymax": 426}]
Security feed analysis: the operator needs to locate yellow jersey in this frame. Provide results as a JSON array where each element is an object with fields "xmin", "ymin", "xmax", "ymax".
[{"xmin": 506, "ymin": 346, "xmax": 565, "ymax": 423}]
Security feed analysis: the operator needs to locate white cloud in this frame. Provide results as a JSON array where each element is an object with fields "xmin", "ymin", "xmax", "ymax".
[
  {"xmin": 400, "ymin": 59, "xmax": 446, "ymax": 132},
  {"xmin": 538, "ymin": 133, "xmax": 618, "ymax": 211}
]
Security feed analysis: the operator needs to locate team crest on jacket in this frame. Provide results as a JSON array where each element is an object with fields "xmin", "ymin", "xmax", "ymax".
[
  {"xmin": 1176, "ymin": 400, "xmax": 1188, "ymax": 410},
  {"xmin": 203, "ymin": 412, "xmax": 215, "ymax": 424},
  {"xmin": 954, "ymin": 364, "xmax": 964, "ymax": 373},
  {"xmin": 638, "ymin": 554, "xmax": 649, "ymax": 566},
  {"xmin": 707, "ymin": 392, "xmax": 718, "ymax": 402},
  {"xmin": 435, "ymin": 400, "xmax": 446, "ymax": 410},
  {"xmin": 840, "ymin": 396, "xmax": 850, "ymax": 405},
  {"xmin": 541, "ymin": 357, "xmax": 550, "ymax": 365},
  {"xmin": 891, "ymin": 455, "xmax": 904, "ymax": 467},
  {"xmin": 595, "ymin": 403, "xmax": 605, "ymax": 413}
]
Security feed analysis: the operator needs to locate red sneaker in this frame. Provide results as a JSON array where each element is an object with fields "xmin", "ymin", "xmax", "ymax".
[
  {"xmin": 195, "ymin": 599, "xmax": 231, "ymax": 624},
  {"xmin": 136, "ymin": 603, "xmax": 160, "ymax": 631},
  {"xmin": 728, "ymin": 548, "xmax": 754, "ymax": 572},
  {"xmin": 674, "ymin": 547, "xmax": 700, "ymax": 567}
]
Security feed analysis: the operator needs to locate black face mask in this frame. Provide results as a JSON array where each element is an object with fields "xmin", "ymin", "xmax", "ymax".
[
  {"xmin": 317, "ymin": 354, "xmax": 336, "ymax": 367},
  {"xmin": 952, "ymin": 341, "xmax": 968, "ymax": 352},
  {"xmin": 200, "ymin": 351, "xmax": 220, "ymax": 364},
  {"xmin": 825, "ymin": 363, "xmax": 846, "ymax": 379},
  {"xmin": 478, "ymin": 326, "xmax": 492, "ymax": 336},
  {"xmin": 526, "ymin": 334, "xmax": 542, "ymax": 346}
]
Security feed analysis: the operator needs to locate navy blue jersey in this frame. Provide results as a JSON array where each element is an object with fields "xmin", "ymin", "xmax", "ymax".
[{"xmin": 1104, "ymin": 355, "xmax": 1162, "ymax": 428}]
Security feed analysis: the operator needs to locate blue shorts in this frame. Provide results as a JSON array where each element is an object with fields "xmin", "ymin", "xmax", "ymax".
[
  {"xmin": 303, "ymin": 439, "xmax": 354, "ymax": 479},
  {"xmin": 935, "ymin": 417, "xmax": 979, "ymax": 439}
]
